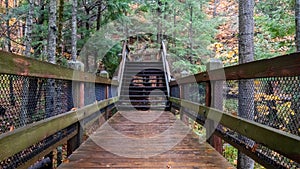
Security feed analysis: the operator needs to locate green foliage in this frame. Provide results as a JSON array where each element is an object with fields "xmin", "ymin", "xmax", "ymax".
[
  {"xmin": 102, "ymin": 43, "xmax": 122, "ymax": 78},
  {"xmin": 254, "ymin": 0, "xmax": 295, "ymax": 60},
  {"xmin": 224, "ymin": 99, "xmax": 238, "ymax": 113},
  {"xmin": 223, "ymin": 144, "xmax": 238, "ymax": 167}
]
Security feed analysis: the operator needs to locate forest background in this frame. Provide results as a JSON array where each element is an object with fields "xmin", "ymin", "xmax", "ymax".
[{"xmin": 0, "ymin": 0, "xmax": 297, "ymax": 168}]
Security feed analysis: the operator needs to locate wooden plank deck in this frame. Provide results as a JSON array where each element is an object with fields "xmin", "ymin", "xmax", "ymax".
[{"xmin": 59, "ymin": 111, "xmax": 233, "ymax": 169}]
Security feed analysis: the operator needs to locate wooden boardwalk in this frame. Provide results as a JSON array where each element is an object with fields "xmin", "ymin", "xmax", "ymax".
[{"xmin": 59, "ymin": 111, "xmax": 233, "ymax": 169}]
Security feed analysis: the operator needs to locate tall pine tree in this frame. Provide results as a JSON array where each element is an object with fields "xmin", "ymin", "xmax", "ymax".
[{"xmin": 237, "ymin": 0, "xmax": 255, "ymax": 168}]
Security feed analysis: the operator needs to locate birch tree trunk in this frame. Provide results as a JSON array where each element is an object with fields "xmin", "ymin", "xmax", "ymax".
[
  {"xmin": 237, "ymin": 0, "xmax": 255, "ymax": 168},
  {"xmin": 296, "ymin": 0, "xmax": 300, "ymax": 51},
  {"xmin": 71, "ymin": 0, "xmax": 77, "ymax": 61}
]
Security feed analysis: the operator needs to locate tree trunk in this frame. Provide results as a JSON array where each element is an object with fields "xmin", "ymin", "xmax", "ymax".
[
  {"xmin": 71, "ymin": 0, "xmax": 77, "ymax": 61},
  {"xmin": 24, "ymin": 0, "xmax": 34, "ymax": 57},
  {"xmin": 189, "ymin": 5, "xmax": 193, "ymax": 64},
  {"xmin": 96, "ymin": 0, "xmax": 102, "ymax": 31},
  {"xmin": 237, "ymin": 0, "xmax": 255, "ymax": 169},
  {"xmin": 173, "ymin": 8, "xmax": 176, "ymax": 47},
  {"xmin": 46, "ymin": 0, "xmax": 57, "ymax": 118},
  {"xmin": 20, "ymin": 0, "xmax": 35, "ymax": 126},
  {"xmin": 296, "ymin": 0, "xmax": 300, "ymax": 51},
  {"xmin": 5, "ymin": 0, "xmax": 11, "ymax": 52},
  {"xmin": 157, "ymin": 0, "xmax": 162, "ymax": 43},
  {"xmin": 33, "ymin": 1, "xmax": 45, "ymax": 58},
  {"xmin": 47, "ymin": 0, "xmax": 57, "ymax": 63},
  {"xmin": 57, "ymin": 0, "xmax": 64, "ymax": 57}
]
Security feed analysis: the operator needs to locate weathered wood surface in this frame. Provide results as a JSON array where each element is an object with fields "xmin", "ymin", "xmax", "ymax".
[
  {"xmin": 59, "ymin": 111, "xmax": 233, "ymax": 169},
  {"xmin": 0, "ymin": 51, "xmax": 117, "ymax": 85},
  {"xmin": 170, "ymin": 52, "xmax": 300, "ymax": 86}
]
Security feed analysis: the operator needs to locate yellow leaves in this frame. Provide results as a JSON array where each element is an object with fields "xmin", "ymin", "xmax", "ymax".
[
  {"xmin": 215, "ymin": 43, "xmax": 224, "ymax": 51},
  {"xmin": 227, "ymin": 51, "xmax": 235, "ymax": 59},
  {"xmin": 256, "ymin": 105, "xmax": 269, "ymax": 115},
  {"xmin": 255, "ymin": 93, "xmax": 281, "ymax": 102},
  {"xmin": 9, "ymin": 18, "xmax": 16, "ymax": 26},
  {"xmin": 282, "ymin": 102, "xmax": 291, "ymax": 109},
  {"xmin": 208, "ymin": 42, "xmax": 238, "ymax": 65}
]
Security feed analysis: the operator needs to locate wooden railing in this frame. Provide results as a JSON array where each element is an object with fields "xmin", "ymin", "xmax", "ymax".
[
  {"xmin": 160, "ymin": 40, "xmax": 171, "ymax": 97},
  {"xmin": 0, "ymin": 51, "xmax": 119, "ymax": 168},
  {"xmin": 169, "ymin": 52, "xmax": 300, "ymax": 168},
  {"xmin": 117, "ymin": 41, "xmax": 129, "ymax": 97}
]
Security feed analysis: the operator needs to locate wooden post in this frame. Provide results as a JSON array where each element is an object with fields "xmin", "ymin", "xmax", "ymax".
[
  {"xmin": 67, "ymin": 61, "xmax": 85, "ymax": 156},
  {"xmin": 206, "ymin": 59, "xmax": 223, "ymax": 154},
  {"xmin": 168, "ymin": 85, "xmax": 173, "ymax": 112},
  {"xmin": 105, "ymin": 85, "xmax": 109, "ymax": 120}
]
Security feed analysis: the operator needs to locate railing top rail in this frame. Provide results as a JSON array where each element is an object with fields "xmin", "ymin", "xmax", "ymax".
[
  {"xmin": 161, "ymin": 41, "xmax": 171, "ymax": 81},
  {"xmin": 117, "ymin": 40, "xmax": 128, "ymax": 96},
  {"xmin": 0, "ymin": 51, "xmax": 118, "ymax": 85},
  {"xmin": 170, "ymin": 52, "xmax": 300, "ymax": 86}
]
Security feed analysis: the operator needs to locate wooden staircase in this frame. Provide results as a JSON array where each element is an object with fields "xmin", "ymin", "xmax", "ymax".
[{"xmin": 117, "ymin": 61, "xmax": 170, "ymax": 111}]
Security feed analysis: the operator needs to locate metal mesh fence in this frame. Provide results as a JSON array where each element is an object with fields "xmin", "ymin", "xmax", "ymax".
[
  {"xmin": 1, "ymin": 124, "xmax": 77, "ymax": 169},
  {"xmin": 221, "ymin": 77, "xmax": 300, "ymax": 168},
  {"xmin": 0, "ymin": 74, "xmax": 73, "ymax": 134},
  {"xmin": 110, "ymin": 85, "xmax": 118, "ymax": 98},
  {"xmin": 183, "ymin": 83, "xmax": 206, "ymax": 104},
  {"xmin": 170, "ymin": 85, "xmax": 180, "ymax": 98},
  {"xmin": 170, "ymin": 76, "xmax": 300, "ymax": 168},
  {"xmin": 224, "ymin": 77, "xmax": 300, "ymax": 136},
  {"xmin": 0, "ymin": 72, "xmax": 114, "ymax": 168}
]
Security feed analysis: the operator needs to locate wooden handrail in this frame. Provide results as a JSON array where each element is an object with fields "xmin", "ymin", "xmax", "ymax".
[
  {"xmin": 117, "ymin": 41, "xmax": 128, "ymax": 96},
  {"xmin": 169, "ymin": 97, "xmax": 300, "ymax": 163},
  {"xmin": 170, "ymin": 52, "xmax": 300, "ymax": 86},
  {"xmin": 0, "ymin": 51, "xmax": 118, "ymax": 85},
  {"xmin": 0, "ymin": 97, "xmax": 119, "ymax": 161},
  {"xmin": 161, "ymin": 41, "xmax": 171, "ymax": 97}
]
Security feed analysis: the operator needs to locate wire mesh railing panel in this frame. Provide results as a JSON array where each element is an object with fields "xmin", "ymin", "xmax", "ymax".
[
  {"xmin": 84, "ymin": 82, "xmax": 96, "ymax": 106},
  {"xmin": 224, "ymin": 77, "xmax": 300, "ymax": 136},
  {"xmin": 254, "ymin": 77, "xmax": 300, "ymax": 135},
  {"xmin": 109, "ymin": 85, "xmax": 118, "ymax": 98},
  {"xmin": 181, "ymin": 83, "xmax": 206, "ymax": 104},
  {"xmin": 222, "ymin": 78, "xmax": 300, "ymax": 168},
  {"xmin": 95, "ymin": 84, "xmax": 106, "ymax": 101},
  {"xmin": 0, "ymin": 124, "xmax": 77, "ymax": 169},
  {"xmin": 170, "ymin": 85, "xmax": 180, "ymax": 98},
  {"xmin": 0, "ymin": 74, "xmax": 73, "ymax": 134}
]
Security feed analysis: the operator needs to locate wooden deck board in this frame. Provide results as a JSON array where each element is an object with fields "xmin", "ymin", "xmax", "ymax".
[{"xmin": 59, "ymin": 111, "xmax": 233, "ymax": 169}]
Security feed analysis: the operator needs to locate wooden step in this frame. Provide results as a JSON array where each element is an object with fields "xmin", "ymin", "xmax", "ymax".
[
  {"xmin": 126, "ymin": 86, "xmax": 166, "ymax": 89},
  {"xmin": 123, "ymin": 74, "xmax": 165, "ymax": 77}
]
